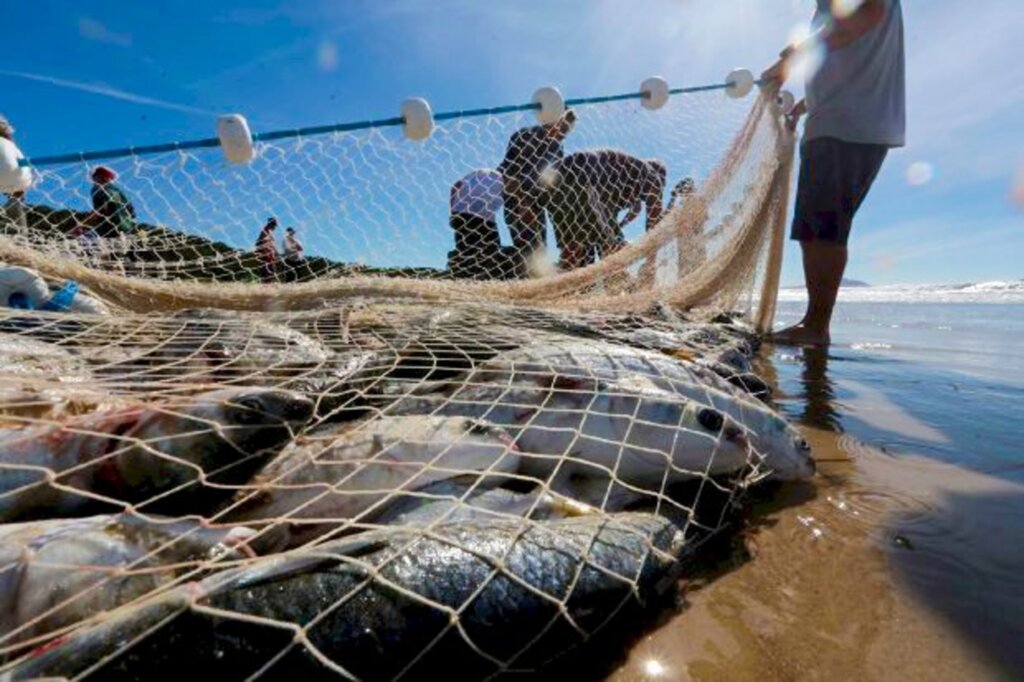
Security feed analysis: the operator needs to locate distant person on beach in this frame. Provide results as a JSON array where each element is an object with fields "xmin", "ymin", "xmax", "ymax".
[
  {"xmin": 762, "ymin": 0, "xmax": 905, "ymax": 346},
  {"xmin": 282, "ymin": 226, "xmax": 304, "ymax": 282},
  {"xmin": 545, "ymin": 150, "xmax": 666, "ymax": 270},
  {"xmin": 498, "ymin": 109, "xmax": 577, "ymax": 260},
  {"xmin": 90, "ymin": 166, "xmax": 136, "ymax": 234},
  {"xmin": 0, "ymin": 116, "xmax": 29, "ymax": 233},
  {"xmin": 667, "ymin": 177, "xmax": 696, "ymax": 211},
  {"xmin": 449, "ymin": 168, "xmax": 503, "ymax": 259},
  {"xmin": 256, "ymin": 217, "xmax": 279, "ymax": 283}
]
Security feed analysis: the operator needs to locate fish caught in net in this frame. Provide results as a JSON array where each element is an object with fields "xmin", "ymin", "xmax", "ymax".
[{"xmin": 0, "ymin": 86, "xmax": 803, "ymax": 680}]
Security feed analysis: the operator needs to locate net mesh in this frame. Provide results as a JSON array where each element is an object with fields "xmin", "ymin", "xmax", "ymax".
[{"xmin": 0, "ymin": 89, "xmax": 799, "ymax": 679}]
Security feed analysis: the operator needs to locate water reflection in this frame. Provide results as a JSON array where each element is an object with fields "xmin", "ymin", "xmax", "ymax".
[
  {"xmin": 761, "ymin": 345, "xmax": 842, "ymax": 432},
  {"xmin": 796, "ymin": 347, "xmax": 842, "ymax": 432}
]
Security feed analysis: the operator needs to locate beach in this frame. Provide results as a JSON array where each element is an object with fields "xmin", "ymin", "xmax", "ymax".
[{"xmin": 610, "ymin": 295, "xmax": 1024, "ymax": 681}]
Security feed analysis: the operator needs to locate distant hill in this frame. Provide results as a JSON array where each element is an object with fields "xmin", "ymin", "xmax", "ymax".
[
  {"xmin": 782, "ymin": 278, "xmax": 872, "ymax": 290},
  {"xmin": 5, "ymin": 203, "xmax": 445, "ymax": 283}
]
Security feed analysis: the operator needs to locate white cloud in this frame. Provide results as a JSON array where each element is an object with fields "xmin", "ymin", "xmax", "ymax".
[
  {"xmin": 0, "ymin": 70, "xmax": 213, "ymax": 117},
  {"xmin": 78, "ymin": 17, "xmax": 132, "ymax": 47}
]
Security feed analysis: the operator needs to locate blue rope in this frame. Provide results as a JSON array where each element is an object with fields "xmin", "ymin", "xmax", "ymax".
[{"xmin": 19, "ymin": 78, "xmax": 753, "ymax": 168}]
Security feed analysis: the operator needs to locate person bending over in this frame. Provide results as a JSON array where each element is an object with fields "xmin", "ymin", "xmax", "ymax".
[{"xmin": 546, "ymin": 149, "xmax": 665, "ymax": 270}]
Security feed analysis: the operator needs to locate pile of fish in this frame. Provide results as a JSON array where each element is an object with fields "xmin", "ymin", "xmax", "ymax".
[{"xmin": 0, "ymin": 296, "xmax": 814, "ymax": 680}]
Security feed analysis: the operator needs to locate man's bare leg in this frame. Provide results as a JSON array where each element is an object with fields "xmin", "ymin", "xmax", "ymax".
[{"xmin": 772, "ymin": 239, "xmax": 847, "ymax": 346}]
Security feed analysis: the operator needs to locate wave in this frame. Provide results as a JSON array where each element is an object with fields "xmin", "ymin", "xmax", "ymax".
[{"xmin": 777, "ymin": 280, "xmax": 1024, "ymax": 304}]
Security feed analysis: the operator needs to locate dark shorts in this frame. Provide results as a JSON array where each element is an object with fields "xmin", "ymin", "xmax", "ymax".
[
  {"xmin": 449, "ymin": 213, "xmax": 500, "ymax": 254},
  {"xmin": 791, "ymin": 137, "xmax": 888, "ymax": 246}
]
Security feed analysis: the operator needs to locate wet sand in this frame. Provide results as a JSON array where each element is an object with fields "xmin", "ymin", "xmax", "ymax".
[
  {"xmin": 608, "ymin": 317, "xmax": 1024, "ymax": 681},
  {"xmin": 611, "ymin": 430, "xmax": 1016, "ymax": 681}
]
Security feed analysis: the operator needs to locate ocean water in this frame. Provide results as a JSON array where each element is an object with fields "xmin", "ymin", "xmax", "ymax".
[{"xmin": 768, "ymin": 297, "xmax": 1024, "ymax": 677}]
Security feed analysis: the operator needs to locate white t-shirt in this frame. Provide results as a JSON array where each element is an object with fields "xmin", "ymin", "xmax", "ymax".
[
  {"xmin": 805, "ymin": 0, "xmax": 905, "ymax": 147},
  {"xmin": 0, "ymin": 137, "xmax": 32, "ymax": 194},
  {"xmin": 450, "ymin": 169, "xmax": 503, "ymax": 220}
]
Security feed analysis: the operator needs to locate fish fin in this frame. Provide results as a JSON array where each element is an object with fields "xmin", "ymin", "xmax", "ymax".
[{"xmin": 665, "ymin": 348, "xmax": 697, "ymax": 362}]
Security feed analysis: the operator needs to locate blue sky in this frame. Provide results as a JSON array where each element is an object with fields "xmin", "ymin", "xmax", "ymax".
[{"xmin": 3, "ymin": 0, "xmax": 1023, "ymax": 285}]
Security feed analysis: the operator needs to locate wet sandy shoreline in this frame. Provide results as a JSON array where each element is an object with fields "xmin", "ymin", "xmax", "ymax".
[
  {"xmin": 607, "ymin": 322, "xmax": 1024, "ymax": 681},
  {"xmin": 609, "ymin": 424, "xmax": 1019, "ymax": 681}
]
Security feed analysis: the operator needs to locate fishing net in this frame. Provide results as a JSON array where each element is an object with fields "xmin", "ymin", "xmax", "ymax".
[{"xmin": 0, "ymin": 87, "xmax": 799, "ymax": 679}]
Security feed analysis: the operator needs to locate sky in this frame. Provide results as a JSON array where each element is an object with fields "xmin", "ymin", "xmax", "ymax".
[{"xmin": 2, "ymin": 0, "xmax": 1023, "ymax": 286}]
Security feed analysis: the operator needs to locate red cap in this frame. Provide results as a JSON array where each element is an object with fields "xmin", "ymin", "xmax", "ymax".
[{"xmin": 91, "ymin": 166, "xmax": 118, "ymax": 183}]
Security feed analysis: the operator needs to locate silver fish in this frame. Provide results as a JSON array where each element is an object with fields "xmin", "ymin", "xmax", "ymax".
[
  {"xmin": 0, "ymin": 387, "xmax": 314, "ymax": 522},
  {"xmin": 390, "ymin": 373, "xmax": 757, "ymax": 507},
  {"xmin": 0, "ymin": 514, "xmax": 255, "ymax": 649},
  {"xmin": 227, "ymin": 415, "xmax": 520, "ymax": 548},
  {"xmin": 2, "ymin": 513, "xmax": 682, "ymax": 681},
  {"xmin": 466, "ymin": 338, "xmax": 813, "ymax": 480}
]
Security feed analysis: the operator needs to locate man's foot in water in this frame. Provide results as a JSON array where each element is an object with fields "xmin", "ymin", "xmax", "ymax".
[{"xmin": 769, "ymin": 324, "xmax": 830, "ymax": 347}]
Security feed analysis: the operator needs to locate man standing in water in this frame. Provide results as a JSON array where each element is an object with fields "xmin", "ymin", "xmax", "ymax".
[{"xmin": 762, "ymin": 0, "xmax": 905, "ymax": 346}]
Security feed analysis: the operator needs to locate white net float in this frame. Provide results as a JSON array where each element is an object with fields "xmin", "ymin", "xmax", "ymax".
[
  {"xmin": 640, "ymin": 77, "xmax": 670, "ymax": 111},
  {"xmin": 0, "ymin": 137, "xmax": 33, "ymax": 194},
  {"xmin": 217, "ymin": 115, "xmax": 256, "ymax": 165},
  {"xmin": 532, "ymin": 86, "xmax": 566, "ymax": 125},
  {"xmin": 725, "ymin": 68, "xmax": 755, "ymax": 99},
  {"xmin": 401, "ymin": 98, "xmax": 434, "ymax": 141}
]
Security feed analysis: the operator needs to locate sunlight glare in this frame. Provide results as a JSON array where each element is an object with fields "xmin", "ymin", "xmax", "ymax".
[
  {"xmin": 906, "ymin": 162, "xmax": 934, "ymax": 187},
  {"xmin": 643, "ymin": 658, "xmax": 666, "ymax": 678},
  {"xmin": 831, "ymin": 0, "xmax": 865, "ymax": 19},
  {"xmin": 317, "ymin": 41, "xmax": 339, "ymax": 72},
  {"xmin": 786, "ymin": 24, "xmax": 825, "ymax": 83}
]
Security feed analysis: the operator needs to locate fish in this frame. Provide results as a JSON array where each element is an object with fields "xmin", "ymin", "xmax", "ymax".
[
  {"xmin": 388, "ymin": 373, "xmax": 760, "ymax": 509},
  {"xmin": 464, "ymin": 337, "xmax": 813, "ymax": 480},
  {"xmin": 0, "ymin": 334, "xmax": 120, "ymax": 426},
  {"xmin": 226, "ymin": 415, "xmax": 521, "ymax": 549},
  {"xmin": 470, "ymin": 334, "xmax": 751, "ymax": 401},
  {"xmin": 0, "ymin": 387, "xmax": 314, "ymax": 522},
  {"xmin": 95, "ymin": 308, "xmax": 335, "ymax": 385},
  {"xmin": 370, "ymin": 478, "xmax": 599, "ymax": 528},
  {"xmin": 1, "ymin": 513, "xmax": 682, "ymax": 681},
  {"xmin": 0, "ymin": 513, "xmax": 255, "ymax": 649}
]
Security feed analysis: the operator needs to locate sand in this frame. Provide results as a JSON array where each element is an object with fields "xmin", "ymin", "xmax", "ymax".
[{"xmin": 608, "ymin": 403, "xmax": 1021, "ymax": 681}]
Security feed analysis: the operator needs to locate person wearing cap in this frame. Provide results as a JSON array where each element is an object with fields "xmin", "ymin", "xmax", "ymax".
[
  {"xmin": 282, "ymin": 226, "xmax": 305, "ymax": 282},
  {"xmin": 0, "ymin": 116, "xmax": 30, "ymax": 234},
  {"xmin": 545, "ymin": 149, "xmax": 666, "ymax": 270},
  {"xmin": 255, "ymin": 217, "xmax": 279, "ymax": 283},
  {"xmin": 498, "ymin": 109, "xmax": 577, "ymax": 263},
  {"xmin": 89, "ymin": 166, "xmax": 136, "ymax": 235}
]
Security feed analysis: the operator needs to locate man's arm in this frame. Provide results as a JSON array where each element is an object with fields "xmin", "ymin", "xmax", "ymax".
[
  {"xmin": 644, "ymin": 197, "xmax": 663, "ymax": 232},
  {"xmin": 619, "ymin": 202, "xmax": 642, "ymax": 230},
  {"xmin": 762, "ymin": 0, "xmax": 888, "ymax": 86}
]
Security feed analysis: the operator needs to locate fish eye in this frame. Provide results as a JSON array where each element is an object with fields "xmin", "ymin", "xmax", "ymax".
[
  {"xmin": 235, "ymin": 396, "xmax": 266, "ymax": 421},
  {"xmin": 466, "ymin": 420, "xmax": 492, "ymax": 436},
  {"xmin": 696, "ymin": 408, "xmax": 724, "ymax": 433}
]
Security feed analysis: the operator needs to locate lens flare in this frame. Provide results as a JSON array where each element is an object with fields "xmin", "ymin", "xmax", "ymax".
[
  {"xmin": 1014, "ymin": 165, "xmax": 1024, "ymax": 207},
  {"xmin": 832, "ymin": 0, "xmax": 865, "ymax": 19},
  {"xmin": 317, "ymin": 42, "xmax": 339, "ymax": 72},
  {"xmin": 643, "ymin": 658, "xmax": 666, "ymax": 677},
  {"xmin": 786, "ymin": 24, "xmax": 825, "ymax": 83},
  {"xmin": 906, "ymin": 162, "xmax": 934, "ymax": 186}
]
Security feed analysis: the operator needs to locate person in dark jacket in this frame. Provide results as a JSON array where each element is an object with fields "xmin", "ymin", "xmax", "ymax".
[{"xmin": 498, "ymin": 109, "xmax": 577, "ymax": 260}]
